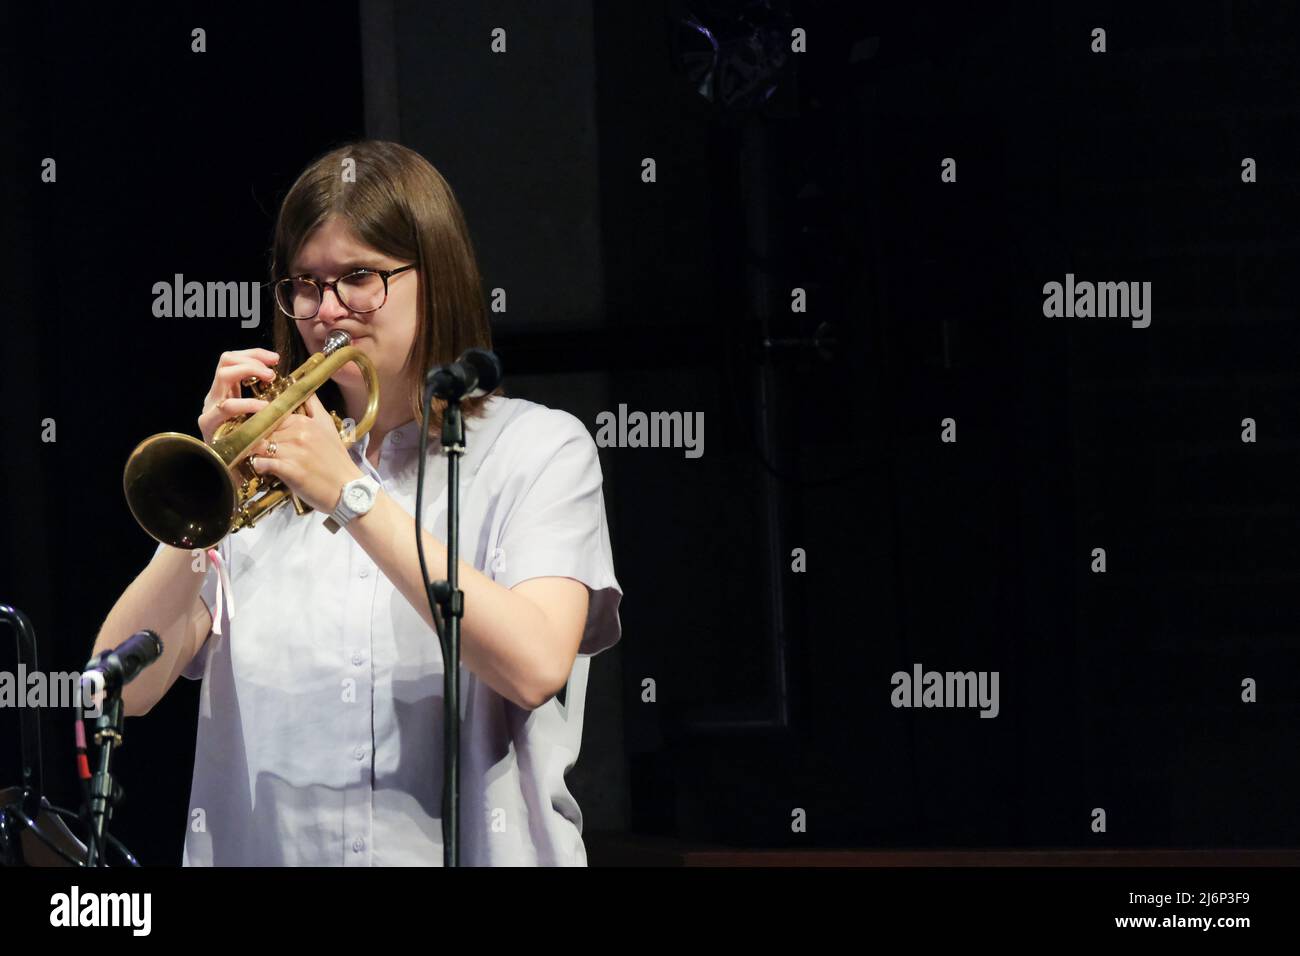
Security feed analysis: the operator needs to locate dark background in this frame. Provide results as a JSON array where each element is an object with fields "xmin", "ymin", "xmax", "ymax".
[{"xmin": 3, "ymin": 0, "xmax": 1298, "ymax": 865}]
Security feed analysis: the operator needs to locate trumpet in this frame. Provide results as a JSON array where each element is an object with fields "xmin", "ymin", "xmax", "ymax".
[{"xmin": 123, "ymin": 330, "xmax": 379, "ymax": 550}]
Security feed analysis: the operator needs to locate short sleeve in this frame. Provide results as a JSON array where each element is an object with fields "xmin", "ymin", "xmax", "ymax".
[
  {"xmin": 494, "ymin": 410, "xmax": 622, "ymax": 657},
  {"xmin": 150, "ymin": 540, "xmax": 221, "ymax": 680}
]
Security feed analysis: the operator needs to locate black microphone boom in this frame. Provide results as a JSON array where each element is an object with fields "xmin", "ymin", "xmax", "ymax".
[{"xmin": 424, "ymin": 349, "xmax": 503, "ymax": 402}]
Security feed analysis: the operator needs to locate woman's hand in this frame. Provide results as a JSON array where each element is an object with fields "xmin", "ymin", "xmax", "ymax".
[
  {"xmin": 248, "ymin": 393, "xmax": 366, "ymax": 514},
  {"xmin": 197, "ymin": 348, "xmax": 279, "ymax": 444}
]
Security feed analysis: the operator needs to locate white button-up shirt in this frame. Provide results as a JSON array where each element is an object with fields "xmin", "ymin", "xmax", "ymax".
[{"xmin": 159, "ymin": 396, "xmax": 622, "ymax": 865}]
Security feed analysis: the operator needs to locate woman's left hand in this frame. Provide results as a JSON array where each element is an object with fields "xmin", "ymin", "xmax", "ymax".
[{"xmin": 249, "ymin": 393, "xmax": 365, "ymax": 514}]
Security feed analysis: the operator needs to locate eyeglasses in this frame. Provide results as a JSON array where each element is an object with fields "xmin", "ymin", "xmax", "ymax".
[{"xmin": 273, "ymin": 264, "xmax": 416, "ymax": 319}]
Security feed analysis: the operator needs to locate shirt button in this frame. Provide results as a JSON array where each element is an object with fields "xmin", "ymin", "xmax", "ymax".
[
  {"xmin": 359, "ymin": 567, "xmax": 370, "ymax": 578},
  {"xmin": 352, "ymin": 837, "xmax": 365, "ymax": 853},
  {"xmin": 352, "ymin": 651, "xmax": 364, "ymax": 666},
  {"xmin": 354, "ymin": 746, "xmax": 367, "ymax": 761},
  {"xmin": 391, "ymin": 432, "xmax": 402, "ymax": 445}
]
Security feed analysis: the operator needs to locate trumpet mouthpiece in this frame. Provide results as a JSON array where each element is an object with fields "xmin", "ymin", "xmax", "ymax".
[{"xmin": 323, "ymin": 330, "xmax": 352, "ymax": 354}]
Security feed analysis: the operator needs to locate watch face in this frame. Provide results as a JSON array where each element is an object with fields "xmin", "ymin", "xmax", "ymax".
[{"xmin": 346, "ymin": 485, "xmax": 372, "ymax": 508}]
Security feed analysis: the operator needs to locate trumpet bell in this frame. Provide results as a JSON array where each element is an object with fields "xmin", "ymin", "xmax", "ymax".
[{"xmin": 123, "ymin": 432, "xmax": 236, "ymax": 551}]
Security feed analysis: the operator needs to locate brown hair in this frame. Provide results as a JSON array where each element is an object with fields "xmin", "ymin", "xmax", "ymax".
[{"xmin": 269, "ymin": 140, "xmax": 500, "ymax": 435}]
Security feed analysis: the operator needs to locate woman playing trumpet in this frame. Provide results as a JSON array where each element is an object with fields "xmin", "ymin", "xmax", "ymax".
[{"xmin": 92, "ymin": 140, "xmax": 622, "ymax": 866}]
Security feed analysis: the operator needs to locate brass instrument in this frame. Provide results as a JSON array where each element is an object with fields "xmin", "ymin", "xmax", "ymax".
[{"xmin": 123, "ymin": 330, "xmax": 379, "ymax": 550}]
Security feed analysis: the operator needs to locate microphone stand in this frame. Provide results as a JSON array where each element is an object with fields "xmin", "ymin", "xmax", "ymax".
[
  {"xmin": 0, "ymin": 605, "xmax": 139, "ymax": 866},
  {"xmin": 0, "ymin": 606, "xmax": 43, "ymax": 823},
  {"xmin": 416, "ymin": 385, "xmax": 465, "ymax": 867},
  {"xmin": 85, "ymin": 695, "xmax": 125, "ymax": 867}
]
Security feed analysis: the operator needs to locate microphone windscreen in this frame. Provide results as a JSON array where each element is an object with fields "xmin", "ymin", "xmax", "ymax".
[{"xmin": 460, "ymin": 349, "xmax": 503, "ymax": 393}]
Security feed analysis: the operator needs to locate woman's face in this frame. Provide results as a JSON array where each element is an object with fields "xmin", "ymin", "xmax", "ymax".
[{"xmin": 289, "ymin": 214, "xmax": 419, "ymax": 402}]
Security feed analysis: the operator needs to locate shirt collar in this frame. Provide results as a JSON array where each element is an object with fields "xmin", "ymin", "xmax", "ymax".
[
  {"xmin": 350, "ymin": 404, "xmax": 505, "ymax": 465},
  {"xmin": 351, "ymin": 418, "xmax": 427, "ymax": 464}
]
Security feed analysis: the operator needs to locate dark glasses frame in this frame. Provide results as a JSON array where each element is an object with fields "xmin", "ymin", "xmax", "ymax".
[{"xmin": 273, "ymin": 264, "xmax": 416, "ymax": 319}]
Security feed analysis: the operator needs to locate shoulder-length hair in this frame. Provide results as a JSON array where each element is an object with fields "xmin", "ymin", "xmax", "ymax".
[{"xmin": 269, "ymin": 140, "xmax": 499, "ymax": 435}]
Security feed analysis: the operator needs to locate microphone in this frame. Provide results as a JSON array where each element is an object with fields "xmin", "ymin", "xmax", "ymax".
[
  {"xmin": 424, "ymin": 349, "xmax": 503, "ymax": 402},
  {"xmin": 82, "ymin": 630, "xmax": 163, "ymax": 698}
]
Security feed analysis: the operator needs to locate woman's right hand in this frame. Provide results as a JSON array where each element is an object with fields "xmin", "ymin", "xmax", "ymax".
[{"xmin": 197, "ymin": 348, "xmax": 281, "ymax": 444}]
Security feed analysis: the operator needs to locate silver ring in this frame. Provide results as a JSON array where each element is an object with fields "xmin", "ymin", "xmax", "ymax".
[{"xmin": 267, "ymin": 441, "xmax": 278, "ymax": 458}]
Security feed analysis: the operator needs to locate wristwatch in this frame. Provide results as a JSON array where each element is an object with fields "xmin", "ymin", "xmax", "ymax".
[{"xmin": 328, "ymin": 475, "xmax": 380, "ymax": 529}]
